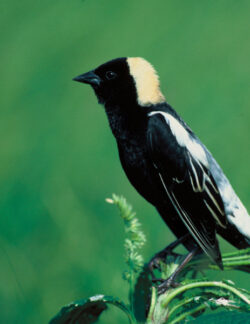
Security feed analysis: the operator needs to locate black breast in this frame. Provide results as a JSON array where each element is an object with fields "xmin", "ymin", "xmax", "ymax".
[
  {"xmin": 106, "ymin": 108, "xmax": 197, "ymax": 251},
  {"xmin": 106, "ymin": 106, "xmax": 170, "ymax": 206},
  {"xmin": 117, "ymin": 137, "xmax": 163, "ymax": 205}
]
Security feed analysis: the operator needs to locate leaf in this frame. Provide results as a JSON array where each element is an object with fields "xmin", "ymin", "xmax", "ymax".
[
  {"xmin": 49, "ymin": 295, "xmax": 135, "ymax": 324},
  {"xmin": 132, "ymin": 265, "xmax": 152, "ymax": 322},
  {"xmin": 191, "ymin": 311, "xmax": 250, "ymax": 324}
]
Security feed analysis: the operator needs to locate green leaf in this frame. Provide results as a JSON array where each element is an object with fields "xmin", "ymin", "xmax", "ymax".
[
  {"xmin": 49, "ymin": 295, "xmax": 136, "ymax": 324},
  {"xmin": 132, "ymin": 265, "xmax": 152, "ymax": 323},
  {"xmin": 191, "ymin": 311, "xmax": 250, "ymax": 324}
]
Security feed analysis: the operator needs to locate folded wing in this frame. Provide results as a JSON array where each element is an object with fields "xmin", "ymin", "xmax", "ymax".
[{"xmin": 147, "ymin": 111, "xmax": 227, "ymax": 268}]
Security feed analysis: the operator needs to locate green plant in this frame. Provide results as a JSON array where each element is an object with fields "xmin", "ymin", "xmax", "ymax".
[{"xmin": 50, "ymin": 195, "xmax": 250, "ymax": 324}]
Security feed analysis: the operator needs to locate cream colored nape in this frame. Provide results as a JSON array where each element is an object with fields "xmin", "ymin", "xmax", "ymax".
[{"xmin": 127, "ymin": 57, "xmax": 165, "ymax": 106}]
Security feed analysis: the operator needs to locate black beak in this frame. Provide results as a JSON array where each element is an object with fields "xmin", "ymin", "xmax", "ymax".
[{"xmin": 73, "ymin": 71, "xmax": 101, "ymax": 86}]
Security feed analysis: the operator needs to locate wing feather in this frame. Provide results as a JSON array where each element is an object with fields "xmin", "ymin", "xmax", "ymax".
[
  {"xmin": 188, "ymin": 152, "xmax": 227, "ymax": 228},
  {"xmin": 147, "ymin": 112, "xmax": 225, "ymax": 267},
  {"xmin": 158, "ymin": 170, "xmax": 222, "ymax": 267}
]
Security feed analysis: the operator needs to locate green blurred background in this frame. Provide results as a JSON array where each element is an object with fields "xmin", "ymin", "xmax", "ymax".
[{"xmin": 1, "ymin": 0, "xmax": 250, "ymax": 322}]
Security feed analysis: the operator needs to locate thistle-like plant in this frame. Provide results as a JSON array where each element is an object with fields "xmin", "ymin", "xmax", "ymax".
[
  {"xmin": 106, "ymin": 194, "xmax": 146, "ymax": 314},
  {"xmin": 50, "ymin": 195, "xmax": 250, "ymax": 324}
]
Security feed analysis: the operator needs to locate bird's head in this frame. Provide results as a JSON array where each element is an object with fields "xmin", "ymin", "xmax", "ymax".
[{"xmin": 73, "ymin": 57, "xmax": 165, "ymax": 110}]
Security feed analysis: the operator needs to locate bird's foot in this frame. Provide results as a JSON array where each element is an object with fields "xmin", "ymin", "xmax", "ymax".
[
  {"xmin": 148, "ymin": 249, "xmax": 173, "ymax": 273},
  {"xmin": 152, "ymin": 248, "xmax": 198, "ymax": 294},
  {"xmin": 148, "ymin": 234, "xmax": 190, "ymax": 281},
  {"xmin": 157, "ymin": 275, "xmax": 181, "ymax": 294},
  {"xmin": 148, "ymin": 249, "xmax": 181, "ymax": 283}
]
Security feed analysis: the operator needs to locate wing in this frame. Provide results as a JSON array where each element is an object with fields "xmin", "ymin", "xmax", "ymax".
[{"xmin": 147, "ymin": 111, "xmax": 227, "ymax": 268}]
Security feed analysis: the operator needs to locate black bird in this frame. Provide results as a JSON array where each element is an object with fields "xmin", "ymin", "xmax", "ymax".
[{"xmin": 73, "ymin": 57, "xmax": 250, "ymax": 277}]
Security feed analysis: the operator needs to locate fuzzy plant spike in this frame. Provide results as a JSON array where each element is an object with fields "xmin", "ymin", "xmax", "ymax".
[{"xmin": 106, "ymin": 194, "xmax": 146, "ymax": 281}]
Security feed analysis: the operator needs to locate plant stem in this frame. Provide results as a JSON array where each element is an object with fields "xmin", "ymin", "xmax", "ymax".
[
  {"xmin": 167, "ymin": 297, "xmax": 195, "ymax": 319},
  {"xmin": 129, "ymin": 270, "xmax": 135, "ymax": 315},
  {"xmin": 222, "ymin": 248, "xmax": 250, "ymax": 258},
  {"xmin": 162, "ymin": 281, "xmax": 250, "ymax": 309},
  {"xmin": 168, "ymin": 304, "xmax": 207, "ymax": 324},
  {"xmin": 147, "ymin": 287, "xmax": 157, "ymax": 322},
  {"xmin": 188, "ymin": 253, "xmax": 250, "ymax": 271}
]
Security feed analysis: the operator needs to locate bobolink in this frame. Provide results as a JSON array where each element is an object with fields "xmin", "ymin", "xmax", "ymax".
[{"xmin": 73, "ymin": 57, "xmax": 250, "ymax": 273}]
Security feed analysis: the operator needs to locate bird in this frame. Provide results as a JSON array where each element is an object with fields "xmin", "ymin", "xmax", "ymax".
[{"xmin": 73, "ymin": 57, "xmax": 250, "ymax": 284}]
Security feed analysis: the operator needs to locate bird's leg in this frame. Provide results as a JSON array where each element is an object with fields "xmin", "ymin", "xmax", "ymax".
[
  {"xmin": 157, "ymin": 248, "xmax": 198, "ymax": 294},
  {"xmin": 148, "ymin": 233, "xmax": 190, "ymax": 281}
]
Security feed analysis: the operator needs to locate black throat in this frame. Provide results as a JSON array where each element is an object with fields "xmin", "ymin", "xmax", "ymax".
[{"xmin": 104, "ymin": 102, "xmax": 148, "ymax": 143}]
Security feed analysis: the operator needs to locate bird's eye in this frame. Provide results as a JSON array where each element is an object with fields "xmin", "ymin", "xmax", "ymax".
[{"xmin": 105, "ymin": 71, "xmax": 117, "ymax": 80}]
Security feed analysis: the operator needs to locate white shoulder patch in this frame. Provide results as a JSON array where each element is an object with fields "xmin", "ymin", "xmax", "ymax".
[
  {"xmin": 127, "ymin": 57, "xmax": 165, "ymax": 107},
  {"xmin": 219, "ymin": 181, "xmax": 250, "ymax": 239},
  {"xmin": 149, "ymin": 111, "xmax": 208, "ymax": 166},
  {"xmin": 228, "ymin": 206, "xmax": 250, "ymax": 239}
]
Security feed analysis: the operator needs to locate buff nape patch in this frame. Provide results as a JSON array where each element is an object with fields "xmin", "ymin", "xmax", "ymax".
[{"xmin": 127, "ymin": 57, "xmax": 165, "ymax": 106}]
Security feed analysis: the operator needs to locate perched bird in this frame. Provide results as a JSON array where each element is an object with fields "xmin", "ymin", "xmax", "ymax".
[{"xmin": 73, "ymin": 57, "xmax": 250, "ymax": 275}]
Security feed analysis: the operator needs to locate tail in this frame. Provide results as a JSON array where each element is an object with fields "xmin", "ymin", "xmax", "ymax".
[{"xmin": 218, "ymin": 222, "xmax": 250, "ymax": 249}]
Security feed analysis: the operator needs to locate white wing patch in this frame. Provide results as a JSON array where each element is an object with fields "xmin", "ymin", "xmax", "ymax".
[
  {"xmin": 210, "ymin": 170, "xmax": 250, "ymax": 238},
  {"xmin": 228, "ymin": 208, "xmax": 250, "ymax": 240},
  {"xmin": 149, "ymin": 111, "xmax": 227, "ymax": 229},
  {"xmin": 148, "ymin": 111, "xmax": 208, "ymax": 167},
  {"xmin": 149, "ymin": 111, "xmax": 250, "ymax": 242},
  {"xmin": 220, "ymin": 182, "xmax": 250, "ymax": 239}
]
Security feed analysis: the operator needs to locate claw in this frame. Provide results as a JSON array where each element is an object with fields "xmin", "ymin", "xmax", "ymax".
[
  {"xmin": 158, "ymin": 276, "xmax": 181, "ymax": 294},
  {"xmin": 157, "ymin": 249, "xmax": 198, "ymax": 294},
  {"xmin": 148, "ymin": 250, "xmax": 171, "ymax": 282},
  {"xmin": 148, "ymin": 235, "xmax": 197, "ymax": 291},
  {"xmin": 148, "ymin": 252, "xmax": 166, "ymax": 271},
  {"xmin": 152, "ymin": 277, "xmax": 165, "ymax": 284}
]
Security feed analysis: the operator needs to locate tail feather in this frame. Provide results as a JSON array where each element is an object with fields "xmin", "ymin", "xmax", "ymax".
[{"xmin": 218, "ymin": 223, "xmax": 250, "ymax": 249}]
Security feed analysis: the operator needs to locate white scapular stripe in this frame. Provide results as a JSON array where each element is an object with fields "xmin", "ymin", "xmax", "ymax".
[
  {"xmin": 228, "ymin": 204, "xmax": 250, "ymax": 239},
  {"xmin": 148, "ymin": 111, "xmax": 208, "ymax": 167},
  {"xmin": 217, "ymin": 179, "xmax": 250, "ymax": 238}
]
